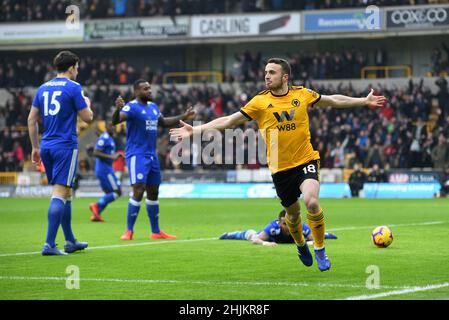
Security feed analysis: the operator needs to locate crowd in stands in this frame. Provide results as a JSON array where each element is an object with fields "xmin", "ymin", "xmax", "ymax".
[
  {"xmin": 309, "ymin": 79, "xmax": 449, "ymax": 171},
  {"xmin": 2, "ymin": 76, "xmax": 449, "ymax": 173},
  {"xmin": 0, "ymin": 0, "xmax": 438, "ymax": 23},
  {"xmin": 1, "ymin": 44, "xmax": 448, "ymax": 173},
  {"xmin": 431, "ymin": 42, "xmax": 449, "ymax": 77},
  {"xmin": 227, "ymin": 49, "xmax": 373, "ymax": 83},
  {"xmin": 0, "ymin": 56, "xmax": 161, "ymax": 88},
  {"xmin": 0, "ymin": 47, "xmax": 375, "ymax": 91}
]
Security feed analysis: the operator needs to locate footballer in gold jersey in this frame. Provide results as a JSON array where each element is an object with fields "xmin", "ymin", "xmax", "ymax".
[
  {"xmin": 239, "ymin": 85, "xmax": 321, "ymax": 174},
  {"xmin": 170, "ymin": 58, "xmax": 387, "ymax": 272}
]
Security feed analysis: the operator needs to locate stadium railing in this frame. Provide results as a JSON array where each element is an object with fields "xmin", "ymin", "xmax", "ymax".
[
  {"xmin": 361, "ymin": 65, "xmax": 412, "ymax": 79},
  {"xmin": 0, "ymin": 172, "xmax": 17, "ymax": 185},
  {"xmin": 163, "ymin": 71, "xmax": 223, "ymax": 84}
]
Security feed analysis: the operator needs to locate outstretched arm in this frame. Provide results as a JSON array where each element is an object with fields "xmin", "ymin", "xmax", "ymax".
[
  {"xmin": 251, "ymin": 231, "xmax": 277, "ymax": 247},
  {"xmin": 158, "ymin": 106, "xmax": 196, "ymax": 128},
  {"xmin": 112, "ymin": 96, "xmax": 127, "ymax": 125},
  {"xmin": 93, "ymin": 149, "xmax": 121, "ymax": 161},
  {"xmin": 315, "ymin": 89, "xmax": 386, "ymax": 109},
  {"xmin": 169, "ymin": 111, "xmax": 248, "ymax": 140}
]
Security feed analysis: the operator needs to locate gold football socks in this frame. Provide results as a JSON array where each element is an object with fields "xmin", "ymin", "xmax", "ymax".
[
  {"xmin": 285, "ymin": 215, "xmax": 305, "ymax": 246},
  {"xmin": 307, "ymin": 209, "xmax": 325, "ymax": 250}
]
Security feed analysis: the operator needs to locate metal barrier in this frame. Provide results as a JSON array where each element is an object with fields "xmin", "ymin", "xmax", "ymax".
[
  {"xmin": 163, "ymin": 71, "xmax": 223, "ymax": 84},
  {"xmin": 361, "ymin": 65, "xmax": 412, "ymax": 79}
]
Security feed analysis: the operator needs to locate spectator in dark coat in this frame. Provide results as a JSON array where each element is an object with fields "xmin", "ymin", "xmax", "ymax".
[{"xmin": 348, "ymin": 163, "xmax": 367, "ymax": 198}]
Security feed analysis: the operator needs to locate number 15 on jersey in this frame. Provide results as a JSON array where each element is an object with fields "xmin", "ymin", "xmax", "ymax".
[{"xmin": 43, "ymin": 91, "xmax": 62, "ymax": 116}]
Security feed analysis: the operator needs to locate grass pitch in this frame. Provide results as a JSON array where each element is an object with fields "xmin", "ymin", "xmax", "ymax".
[{"xmin": 0, "ymin": 197, "xmax": 448, "ymax": 300}]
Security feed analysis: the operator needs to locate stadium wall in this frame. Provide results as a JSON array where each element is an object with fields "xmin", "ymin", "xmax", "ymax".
[
  {"xmin": 0, "ymin": 182, "xmax": 440, "ymax": 199},
  {"xmin": 0, "ymin": 169, "xmax": 443, "ymax": 199}
]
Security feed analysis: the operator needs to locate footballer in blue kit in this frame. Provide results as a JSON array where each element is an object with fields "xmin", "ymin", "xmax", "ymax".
[
  {"xmin": 112, "ymin": 79, "xmax": 195, "ymax": 240},
  {"xmin": 27, "ymin": 51, "xmax": 94, "ymax": 255},
  {"xmin": 89, "ymin": 122, "xmax": 122, "ymax": 222},
  {"xmin": 219, "ymin": 209, "xmax": 337, "ymax": 247}
]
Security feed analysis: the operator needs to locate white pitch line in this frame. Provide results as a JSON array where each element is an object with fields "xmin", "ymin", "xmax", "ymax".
[
  {"xmin": 0, "ymin": 238, "xmax": 217, "ymax": 258},
  {"xmin": 87, "ymin": 237, "xmax": 217, "ymax": 250},
  {"xmin": 0, "ymin": 276, "xmax": 410, "ymax": 290},
  {"xmin": 328, "ymin": 221, "xmax": 445, "ymax": 232},
  {"xmin": 344, "ymin": 282, "xmax": 449, "ymax": 300},
  {"xmin": 0, "ymin": 221, "xmax": 445, "ymax": 258}
]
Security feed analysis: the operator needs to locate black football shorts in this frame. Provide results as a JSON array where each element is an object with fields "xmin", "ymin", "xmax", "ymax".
[{"xmin": 272, "ymin": 159, "xmax": 320, "ymax": 207}]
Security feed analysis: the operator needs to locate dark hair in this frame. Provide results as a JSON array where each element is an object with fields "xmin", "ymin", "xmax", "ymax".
[
  {"xmin": 133, "ymin": 79, "xmax": 148, "ymax": 90},
  {"xmin": 267, "ymin": 58, "xmax": 291, "ymax": 79},
  {"xmin": 278, "ymin": 209, "xmax": 286, "ymax": 220},
  {"xmin": 53, "ymin": 51, "xmax": 80, "ymax": 72}
]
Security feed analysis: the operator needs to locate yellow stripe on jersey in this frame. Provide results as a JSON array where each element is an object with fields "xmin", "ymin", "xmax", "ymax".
[{"xmin": 240, "ymin": 86, "xmax": 321, "ymax": 174}]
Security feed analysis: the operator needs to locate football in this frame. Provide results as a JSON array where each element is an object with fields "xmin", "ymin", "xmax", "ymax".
[{"xmin": 371, "ymin": 226, "xmax": 393, "ymax": 248}]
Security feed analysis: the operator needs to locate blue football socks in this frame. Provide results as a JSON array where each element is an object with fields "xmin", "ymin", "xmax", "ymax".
[
  {"xmin": 127, "ymin": 198, "xmax": 141, "ymax": 231},
  {"xmin": 61, "ymin": 198, "xmax": 76, "ymax": 243},
  {"xmin": 97, "ymin": 192, "xmax": 117, "ymax": 213},
  {"xmin": 220, "ymin": 231, "xmax": 248, "ymax": 240},
  {"xmin": 146, "ymin": 199, "xmax": 160, "ymax": 233},
  {"xmin": 45, "ymin": 197, "xmax": 66, "ymax": 247}
]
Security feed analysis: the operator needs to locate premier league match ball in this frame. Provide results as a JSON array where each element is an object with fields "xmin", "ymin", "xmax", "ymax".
[{"xmin": 371, "ymin": 226, "xmax": 393, "ymax": 248}]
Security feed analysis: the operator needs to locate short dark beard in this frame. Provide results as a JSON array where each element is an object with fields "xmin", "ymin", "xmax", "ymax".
[
  {"xmin": 139, "ymin": 95, "xmax": 150, "ymax": 102},
  {"xmin": 267, "ymin": 82, "xmax": 282, "ymax": 91}
]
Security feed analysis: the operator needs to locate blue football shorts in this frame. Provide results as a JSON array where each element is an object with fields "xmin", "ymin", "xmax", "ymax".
[
  {"xmin": 96, "ymin": 169, "xmax": 121, "ymax": 193},
  {"xmin": 126, "ymin": 154, "xmax": 161, "ymax": 186},
  {"xmin": 40, "ymin": 148, "xmax": 78, "ymax": 188}
]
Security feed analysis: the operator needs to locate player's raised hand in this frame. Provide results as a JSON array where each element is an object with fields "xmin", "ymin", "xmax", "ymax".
[
  {"xmin": 366, "ymin": 89, "xmax": 387, "ymax": 110},
  {"xmin": 31, "ymin": 148, "xmax": 41, "ymax": 164},
  {"xmin": 115, "ymin": 96, "xmax": 125, "ymax": 110},
  {"xmin": 169, "ymin": 120, "xmax": 193, "ymax": 140},
  {"xmin": 183, "ymin": 106, "xmax": 196, "ymax": 120}
]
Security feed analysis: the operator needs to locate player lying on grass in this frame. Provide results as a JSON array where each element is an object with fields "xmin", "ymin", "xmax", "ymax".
[{"xmin": 219, "ymin": 209, "xmax": 337, "ymax": 247}]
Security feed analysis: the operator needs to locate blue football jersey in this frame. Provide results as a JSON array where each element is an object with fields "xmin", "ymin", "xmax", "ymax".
[
  {"xmin": 95, "ymin": 132, "xmax": 116, "ymax": 173},
  {"xmin": 120, "ymin": 99, "xmax": 160, "ymax": 158},
  {"xmin": 261, "ymin": 220, "xmax": 311, "ymax": 243},
  {"xmin": 32, "ymin": 77, "xmax": 87, "ymax": 149}
]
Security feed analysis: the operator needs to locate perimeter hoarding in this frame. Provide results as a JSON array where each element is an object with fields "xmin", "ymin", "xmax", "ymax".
[
  {"xmin": 0, "ymin": 22, "xmax": 84, "ymax": 44},
  {"xmin": 191, "ymin": 13, "xmax": 300, "ymax": 38},
  {"xmin": 386, "ymin": 5, "xmax": 449, "ymax": 29},
  {"xmin": 303, "ymin": 7, "xmax": 382, "ymax": 33},
  {"xmin": 84, "ymin": 16, "xmax": 189, "ymax": 41}
]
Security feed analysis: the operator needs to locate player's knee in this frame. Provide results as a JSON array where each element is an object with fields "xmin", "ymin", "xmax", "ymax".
[
  {"xmin": 304, "ymin": 196, "xmax": 320, "ymax": 213},
  {"xmin": 246, "ymin": 230, "xmax": 257, "ymax": 241},
  {"xmin": 147, "ymin": 190, "xmax": 158, "ymax": 201},
  {"xmin": 285, "ymin": 207, "xmax": 300, "ymax": 218},
  {"xmin": 146, "ymin": 185, "xmax": 159, "ymax": 201},
  {"xmin": 133, "ymin": 193, "xmax": 144, "ymax": 202},
  {"xmin": 132, "ymin": 186, "xmax": 145, "ymax": 201},
  {"xmin": 285, "ymin": 212, "xmax": 300, "ymax": 224}
]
